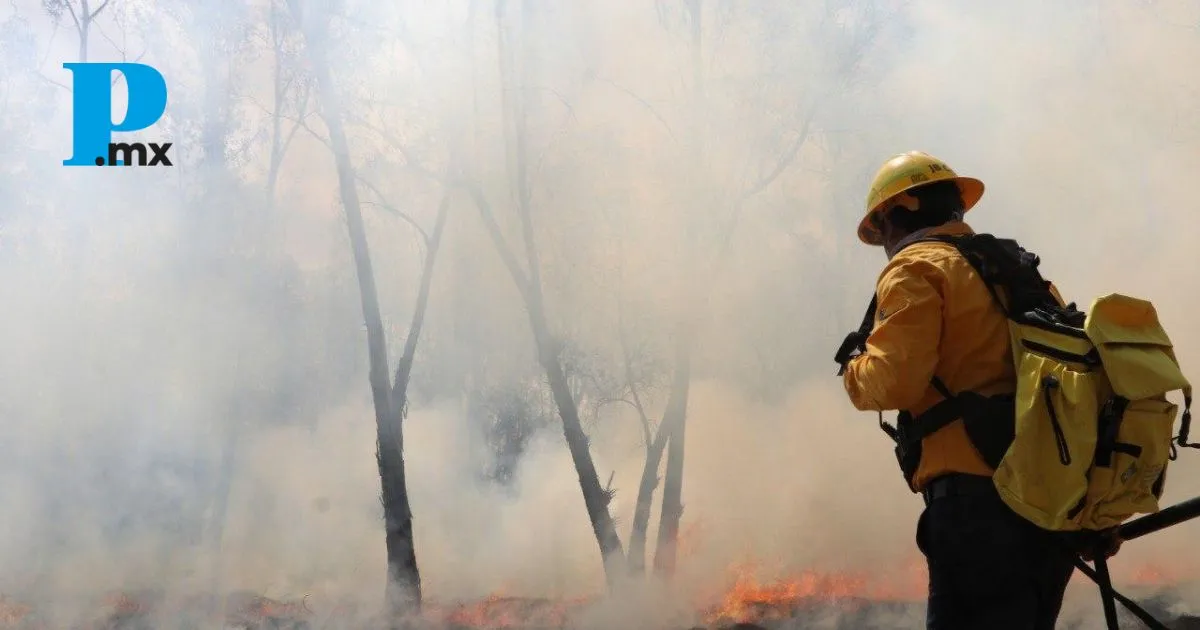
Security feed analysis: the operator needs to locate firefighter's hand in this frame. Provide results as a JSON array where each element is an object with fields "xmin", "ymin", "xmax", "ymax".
[
  {"xmin": 1080, "ymin": 531, "xmax": 1124, "ymax": 561},
  {"xmin": 834, "ymin": 331, "xmax": 869, "ymax": 364},
  {"xmin": 834, "ymin": 331, "xmax": 868, "ymax": 375}
]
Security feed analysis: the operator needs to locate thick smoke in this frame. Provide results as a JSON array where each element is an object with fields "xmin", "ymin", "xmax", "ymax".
[{"xmin": 0, "ymin": 0, "xmax": 1198, "ymax": 628}]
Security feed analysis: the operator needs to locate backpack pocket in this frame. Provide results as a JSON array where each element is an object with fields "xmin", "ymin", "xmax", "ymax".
[
  {"xmin": 1078, "ymin": 396, "xmax": 1177, "ymax": 530},
  {"xmin": 1085, "ymin": 294, "xmax": 1189, "ymax": 400},
  {"xmin": 993, "ymin": 324, "xmax": 1104, "ymax": 531}
]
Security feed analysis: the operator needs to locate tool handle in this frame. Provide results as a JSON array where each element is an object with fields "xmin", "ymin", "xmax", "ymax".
[{"xmin": 1118, "ymin": 495, "xmax": 1200, "ymax": 541}]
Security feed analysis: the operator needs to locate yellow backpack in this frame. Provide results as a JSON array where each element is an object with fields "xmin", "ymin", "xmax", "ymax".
[
  {"xmin": 849, "ymin": 233, "xmax": 1198, "ymax": 534},
  {"xmin": 999, "ymin": 290, "xmax": 1191, "ymax": 533}
]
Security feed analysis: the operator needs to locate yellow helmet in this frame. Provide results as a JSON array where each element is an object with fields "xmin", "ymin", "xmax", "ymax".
[{"xmin": 858, "ymin": 151, "xmax": 985, "ymax": 245}]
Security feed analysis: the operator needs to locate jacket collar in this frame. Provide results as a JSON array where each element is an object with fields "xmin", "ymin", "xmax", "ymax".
[{"xmin": 885, "ymin": 220, "xmax": 975, "ymax": 260}]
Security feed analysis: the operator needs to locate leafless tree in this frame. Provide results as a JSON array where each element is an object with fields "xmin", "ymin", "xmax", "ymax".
[
  {"xmin": 458, "ymin": 0, "xmax": 629, "ymax": 587},
  {"xmin": 643, "ymin": 0, "xmax": 897, "ymax": 579},
  {"xmin": 264, "ymin": 0, "xmax": 310, "ymax": 210},
  {"xmin": 287, "ymin": 0, "xmax": 454, "ymax": 621}
]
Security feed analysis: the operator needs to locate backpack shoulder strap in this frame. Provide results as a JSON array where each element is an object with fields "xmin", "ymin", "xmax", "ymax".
[{"xmin": 917, "ymin": 232, "xmax": 1085, "ymax": 329}]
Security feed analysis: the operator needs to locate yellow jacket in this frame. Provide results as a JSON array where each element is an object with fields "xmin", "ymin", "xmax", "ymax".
[{"xmin": 842, "ymin": 221, "xmax": 1017, "ymax": 491}]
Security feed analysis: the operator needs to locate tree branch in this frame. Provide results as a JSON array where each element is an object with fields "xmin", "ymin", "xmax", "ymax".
[
  {"xmin": 88, "ymin": 0, "xmax": 111, "ymax": 20},
  {"xmin": 710, "ymin": 94, "xmax": 823, "ymax": 275},
  {"xmin": 593, "ymin": 75, "xmax": 679, "ymax": 145},
  {"xmin": 737, "ymin": 96, "xmax": 822, "ymax": 206},
  {"xmin": 94, "ymin": 18, "xmax": 147, "ymax": 87},
  {"xmin": 282, "ymin": 108, "xmax": 432, "ymax": 243},
  {"xmin": 275, "ymin": 84, "xmax": 309, "ymax": 175},
  {"xmin": 37, "ymin": 14, "xmax": 61, "ymax": 71},
  {"xmin": 348, "ymin": 111, "xmax": 443, "ymax": 184},
  {"xmin": 617, "ymin": 301, "xmax": 656, "ymax": 452},
  {"xmin": 390, "ymin": 189, "xmax": 452, "ymax": 405},
  {"xmin": 460, "ymin": 180, "xmax": 533, "ymax": 305},
  {"xmin": 356, "ymin": 178, "xmax": 431, "ymax": 246},
  {"xmin": 37, "ymin": 72, "xmax": 70, "ymax": 91},
  {"xmin": 63, "ymin": 0, "xmax": 82, "ymax": 33},
  {"xmin": 497, "ymin": 0, "xmax": 545, "ymax": 315}
]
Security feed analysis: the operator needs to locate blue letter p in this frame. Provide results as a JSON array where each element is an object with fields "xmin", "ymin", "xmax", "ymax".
[{"xmin": 63, "ymin": 63, "xmax": 168, "ymax": 166}]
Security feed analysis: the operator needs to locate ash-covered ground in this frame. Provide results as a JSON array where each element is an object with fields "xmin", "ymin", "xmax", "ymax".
[{"xmin": 2, "ymin": 589, "xmax": 1198, "ymax": 630}]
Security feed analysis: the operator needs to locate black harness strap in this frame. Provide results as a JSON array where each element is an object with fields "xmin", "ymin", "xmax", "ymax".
[
  {"xmin": 893, "ymin": 384, "xmax": 961, "ymax": 447},
  {"xmin": 880, "ymin": 375, "xmax": 966, "ymax": 491},
  {"xmin": 1095, "ymin": 396, "xmax": 1130, "ymax": 468},
  {"xmin": 1174, "ymin": 393, "xmax": 1197, "ymax": 457},
  {"xmin": 835, "ymin": 294, "xmax": 878, "ymax": 376}
]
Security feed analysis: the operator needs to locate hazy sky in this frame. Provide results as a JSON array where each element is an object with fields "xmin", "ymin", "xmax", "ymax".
[{"xmin": 1, "ymin": 0, "xmax": 1199, "ymax": 627}]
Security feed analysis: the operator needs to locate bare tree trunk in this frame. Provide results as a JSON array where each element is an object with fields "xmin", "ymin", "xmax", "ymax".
[
  {"xmin": 641, "ymin": 0, "xmax": 874, "ymax": 580},
  {"xmin": 652, "ymin": 0, "xmax": 704, "ymax": 580},
  {"xmin": 628, "ymin": 422, "xmax": 667, "ymax": 575},
  {"xmin": 379, "ymin": 191, "xmax": 450, "ymax": 619},
  {"xmin": 207, "ymin": 10, "xmax": 311, "ymax": 610},
  {"xmin": 208, "ymin": 407, "xmax": 241, "ymax": 613},
  {"xmin": 618, "ymin": 309, "xmax": 667, "ymax": 575},
  {"xmin": 464, "ymin": 179, "xmax": 628, "ymax": 586},
  {"xmin": 652, "ymin": 338, "xmax": 692, "ymax": 578},
  {"xmin": 78, "ymin": 18, "xmax": 88, "ymax": 61},
  {"xmin": 291, "ymin": 1, "xmax": 423, "ymax": 618},
  {"xmin": 475, "ymin": 0, "xmax": 628, "ymax": 587},
  {"xmin": 538, "ymin": 329, "xmax": 628, "ymax": 584},
  {"xmin": 77, "ymin": 0, "xmax": 91, "ymax": 62},
  {"xmin": 58, "ymin": 0, "xmax": 114, "ymax": 63},
  {"xmin": 265, "ymin": 0, "xmax": 307, "ymax": 211},
  {"xmin": 180, "ymin": 7, "xmax": 239, "ymax": 613}
]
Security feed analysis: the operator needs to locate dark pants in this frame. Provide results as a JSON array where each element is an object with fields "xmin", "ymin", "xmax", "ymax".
[{"xmin": 916, "ymin": 474, "xmax": 1077, "ymax": 630}]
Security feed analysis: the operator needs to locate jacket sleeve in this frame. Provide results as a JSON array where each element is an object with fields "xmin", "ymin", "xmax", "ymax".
[{"xmin": 842, "ymin": 256, "xmax": 946, "ymax": 412}]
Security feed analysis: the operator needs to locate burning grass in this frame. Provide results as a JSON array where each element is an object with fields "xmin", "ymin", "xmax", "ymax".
[
  {"xmin": 696, "ymin": 563, "xmax": 925, "ymax": 628},
  {"xmin": 0, "ymin": 561, "xmax": 1197, "ymax": 629}
]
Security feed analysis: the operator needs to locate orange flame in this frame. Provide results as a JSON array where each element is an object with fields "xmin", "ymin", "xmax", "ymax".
[
  {"xmin": 2, "ymin": 557, "xmax": 1196, "ymax": 629},
  {"xmin": 700, "ymin": 561, "xmax": 927, "ymax": 626},
  {"xmin": 1128, "ymin": 563, "xmax": 1192, "ymax": 588}
]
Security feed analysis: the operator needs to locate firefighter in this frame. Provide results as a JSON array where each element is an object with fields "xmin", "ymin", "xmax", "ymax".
[{"xmin": 839, "ymin": 151, "xmax": 1079, "ymax": 629}]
